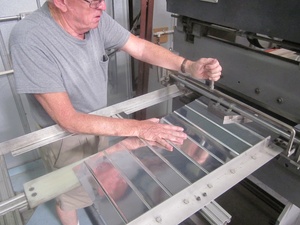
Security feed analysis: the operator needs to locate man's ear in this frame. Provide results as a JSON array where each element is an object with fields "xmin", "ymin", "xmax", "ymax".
[{"xmin": 53, "ymin": 0, "xmax": 68, "ymax": 12}]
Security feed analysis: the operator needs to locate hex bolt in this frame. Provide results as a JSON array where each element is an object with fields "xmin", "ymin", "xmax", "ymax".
[
  {"xmin": 31, "ymin": 193, "xmax": 37, "ymax": 197},
  {"xmin": 196, "ymin": 196, "xmax": 201, "ymax": 201},
  {"xmin": 202, "ymin": 192, "xmax": 207, "ymax": 197},
  {"xmin": 29, "ymin": 187, "xmax": 35, "ymax": 191},
  {"xmin": 255, "ymin": 88, "xmax": 261, "ymax": 94}
]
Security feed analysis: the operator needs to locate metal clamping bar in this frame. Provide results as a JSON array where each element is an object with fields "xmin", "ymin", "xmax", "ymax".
[{"xmin": 170, "ymin": 73, "xmax": 297, "ymax": 156}]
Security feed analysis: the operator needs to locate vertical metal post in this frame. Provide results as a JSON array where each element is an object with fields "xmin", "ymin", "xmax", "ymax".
[
  {"xmin": 36, "ymin": 0, "xmax": 41, "ymax": 8},
  {"xmin": 0, "ymin": 30, "xmax": 31, "ymax": 134},
  {"xmin": 128, "ymin": 0, "xmax": 134, "ymax": 29},
  {"xmin": 135, "ymin": 0, "xmax": 154, "ymax": 119}
]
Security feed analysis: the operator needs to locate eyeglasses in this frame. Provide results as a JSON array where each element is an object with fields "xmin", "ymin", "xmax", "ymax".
[{"xmin": 82, "ymin": 0, "xmax": 105, "ymax": 9}]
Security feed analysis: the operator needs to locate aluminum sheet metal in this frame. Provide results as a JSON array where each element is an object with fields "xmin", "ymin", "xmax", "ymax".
[{"xmin": 73, "ymin": 97, "xmax": 281, "ymax": 225}]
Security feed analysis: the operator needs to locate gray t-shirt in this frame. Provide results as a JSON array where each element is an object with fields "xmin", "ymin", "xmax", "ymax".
[{"xmin": 9, "ymin": 3, "xmax": 130, "ymax": 128}]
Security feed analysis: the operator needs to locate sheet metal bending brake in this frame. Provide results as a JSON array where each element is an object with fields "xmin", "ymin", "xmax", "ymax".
[{"xmin": 1, "ymin": 0, "xmax": 300, "ymax": 223}]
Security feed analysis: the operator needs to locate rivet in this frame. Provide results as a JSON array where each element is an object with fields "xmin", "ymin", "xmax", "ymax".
[
  {"xmin": 277, "ymin": 98, "xmax": 284, "ymax": 104},
  {"xmin": 183, "ymin": 199, "xmax": 189, "ymax": 204},
  {"xmin": 155, "ymin": 216, "xmax": 162, "ymax": 223}
]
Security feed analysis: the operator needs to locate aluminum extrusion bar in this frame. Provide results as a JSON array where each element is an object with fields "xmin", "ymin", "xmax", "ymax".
[
  {"xmin": 0, "ymin": 70, "xmax": 13, "ymax": 76},
  {"xmin": 0, "ymin": 85, "xmax": 182, "ymax": 156},
  {"xmin": 0, "ymin": 193, "xmax": 27, "ymax": 217},
  {"xmin": 0, "ymin": 16, "xmax": 20, "ymax": 22},
  {"xmin": 0, "ymin": 12, "xmax": 31, "ymax": 22},
  {"xmin": 199, "ymin": 201, "xmax": 231, "ymax": 225},
  {"xmin": 0, "ymin": 156, "xmax": 24, "ymax": 224}
]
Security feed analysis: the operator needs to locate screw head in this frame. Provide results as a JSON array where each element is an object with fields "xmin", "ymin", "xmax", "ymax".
[
  {"xmin": 207, "ymin": 184, "xmax": 213, "ymax": 188},
  {"xmin": 230, "ymin": 169, "xmax": 236, "ymax": 174},
  {"xmin": 277, "ymin": 98, "xmax": 284, "ymax": 104},
  {"xmin": 183, "ymin": 199, "xmax": 189, "ymax": 204},
  {"xmin": 255, "ymin": 88, "xmax": 261, "ymax": 94},
  {"xmin": 155, "ymin": 217, "xmax": 162, "ymax": 223}
]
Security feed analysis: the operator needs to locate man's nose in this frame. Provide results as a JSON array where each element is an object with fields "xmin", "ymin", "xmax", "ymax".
[{"xmin": 96, "ymin": 0, "xmax": 106, "ymax": 10}]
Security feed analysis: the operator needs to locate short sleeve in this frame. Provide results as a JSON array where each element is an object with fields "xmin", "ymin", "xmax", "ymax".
[
  {"xmin": 10, "ymin": 42, "xmax": 66, "ymax": 94},
  {"xmin": 100, "ymin": 12, "xmax": 131, "ymax": 50}
]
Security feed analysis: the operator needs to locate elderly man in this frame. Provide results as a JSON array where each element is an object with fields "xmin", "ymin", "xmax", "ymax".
[{"xmin": 9, "ymin": 0, "xmax": 222, "ymax": 224}]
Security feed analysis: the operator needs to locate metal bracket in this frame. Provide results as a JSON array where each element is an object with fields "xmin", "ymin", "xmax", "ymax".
[
  {"xmin": 207, "ymin": 100, "xmax": 252, "ymax": 124},
  {"xmin": 277, "ymin": 203, "xmax": 300, "ymax": 225},
  {"xmin": 201, "ymin": 0, "xmax": 218, "ymax": 3}
]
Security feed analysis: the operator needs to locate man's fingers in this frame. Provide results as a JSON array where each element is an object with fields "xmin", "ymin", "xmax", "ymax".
[
  {"xmin": 156, "ymin": 139, "xmax": 174, "ymax": 151},
  {"xmin": 204, "ymin": 59, "xmax": 222, "ymax": 81},
  {"xmin": 138, "ymin": 120, "xmax": 188, "ymax": 151}
]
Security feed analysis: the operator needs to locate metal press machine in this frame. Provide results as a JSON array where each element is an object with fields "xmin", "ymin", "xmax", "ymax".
[{"xmin": 1, "ymin": 0, "xmax": 300, "ymax": 224}]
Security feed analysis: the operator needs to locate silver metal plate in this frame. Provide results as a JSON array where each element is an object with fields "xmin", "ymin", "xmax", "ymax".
[{"xmin": 71, "ymin": 98, "xmax": 282, "ymax": 225}]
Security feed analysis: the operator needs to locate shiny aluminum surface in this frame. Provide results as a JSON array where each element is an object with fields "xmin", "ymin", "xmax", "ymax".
[{"xmin": 74, "ymin": 97, "xmax": 271, "ymax": 224}]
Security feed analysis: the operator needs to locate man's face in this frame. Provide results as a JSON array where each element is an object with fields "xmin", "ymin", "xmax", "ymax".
[{"xmin": 64, "ymin": 0, "xmax": 106, "ymax": 33}]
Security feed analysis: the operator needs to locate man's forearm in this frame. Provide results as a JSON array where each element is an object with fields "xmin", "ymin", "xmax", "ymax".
[
  {"xmin": 122, "ymin": 34, "xmax": 187, "ymax": 73},
  {"xmin": 60, "ymin": 112, "xmax": 139, "ymax": 137},
  {"xmin": 139, "ymin": 40, "xmax": 186, "ymax": 72}
]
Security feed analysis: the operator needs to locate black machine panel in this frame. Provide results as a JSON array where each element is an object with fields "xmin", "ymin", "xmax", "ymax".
[{"xmin": 167, "ymin": 0, "xmax": 300, "ymax": 44}]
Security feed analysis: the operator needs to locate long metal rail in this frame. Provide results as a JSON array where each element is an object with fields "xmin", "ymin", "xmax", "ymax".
[
  {"xmin": 0, "ymin": 85, "xmax": 182, "ymax": 157},
  {"xmin": 170, "ymin": 73, "xmax": 297, "ymax": 156},
  {"xmin": 0, "ymin": 12, "xmax": 31, "ymax": 23},
  {"xmin": 0, "ymin": 156, "xmax": 24, "ymax": 224},
  {"xmin": 0, "ymin": 70, "xmax": 13, "ymax": 76}
]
